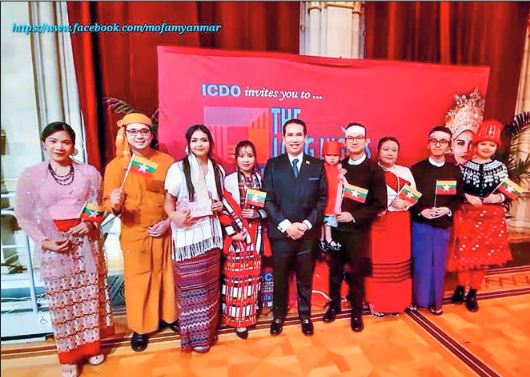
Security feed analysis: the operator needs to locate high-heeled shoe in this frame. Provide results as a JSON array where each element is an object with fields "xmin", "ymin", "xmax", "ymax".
[
  {"xmin": 451, "ymin": 285, "xmax": 465, "ymax": 304},
  {"xmin": 466, "ymin": 288, "xmax": 479, "ymax": 312}
]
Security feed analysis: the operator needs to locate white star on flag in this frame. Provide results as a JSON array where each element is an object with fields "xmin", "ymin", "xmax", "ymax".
[
  {"xmin": 88, "ymin": 210, "xmax": 97, "ymax": 218},
  {"xmin": 443, "ymin": 185, "xmax": 450, "ymax": 191},
  {"xmin": 406, "ymin": 192, "xmax": 414, "ymax": 198},
  {"xmin": 138, "ymin": 163, "xmax": 148, "ymax": 173},
  {"xmin": 351, "ymin": 190, "xmax": 359, "ymax": 197},
  {"xmin": 251, "ymin": 194, "xmax": 260, "ymax": 202},
  {"xmin": 506, "ymin": 186, "xmax": 514, "ymax": 193}
]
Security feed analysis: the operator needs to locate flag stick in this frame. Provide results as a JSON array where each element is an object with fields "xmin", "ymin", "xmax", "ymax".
[
  {"xmin": 491, "ymin": 178, "xmax": 506, "ymax": 195},
  {"xmin": 121, "ymin": 154, "xmax": 135, "ymax": 187},
  {"xmin": 77, "ymin": 200, "xmax": 88, "ymax": 218},
  {"xmin": 434, "ymin": 192, "xmax": 437, "ymax": 208}
]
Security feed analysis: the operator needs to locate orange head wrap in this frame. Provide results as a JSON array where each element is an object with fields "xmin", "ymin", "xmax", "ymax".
[{"xmin": 115, "ymin": 113, "xmax": 152, "ymax": 165}]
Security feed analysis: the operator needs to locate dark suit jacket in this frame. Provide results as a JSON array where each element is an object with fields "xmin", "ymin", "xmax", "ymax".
[{"xmin": 262, "ymin": 153, "xmax": 327, "ymax": 240}]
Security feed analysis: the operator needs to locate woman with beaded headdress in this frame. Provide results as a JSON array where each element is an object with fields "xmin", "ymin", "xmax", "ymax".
[
  {"xmin": 15, "ymin": 122, "xmax": 114, "ymax": 377},
  {"xmin": 447, "ymin": 120, "xmax": 513, "ymax": 312},
  {"xmin": 445, "ymin": 89, "xmax": 512, "ymax": 311},
  {"xmin": 103, "ymin": 113, "xmax": 178, "ymax": 352}
]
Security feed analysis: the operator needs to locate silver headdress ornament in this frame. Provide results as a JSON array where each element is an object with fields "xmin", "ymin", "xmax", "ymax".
[{"xmin": 445, "ymin": 88, "xmax": 485, "ymax": 139}]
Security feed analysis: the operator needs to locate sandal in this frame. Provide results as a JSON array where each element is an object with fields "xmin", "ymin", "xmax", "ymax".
[
  {"xmin": 428, "ymin": 306, "xmax": 443, "ymax": 316},
  {"xmin": 369, "ymin": 304, "xmax": 385, "ymax": 318},
  {"xmin": 87, "ymin": 354, "xmax": 105, "ymax": 366},
  {"xmin": 318, "ymin": 240, "xmax": 328, "ymax": 252},
  {"xmin": 193, "ymin": 345, "xmax": 210, "ymax": 353},
  {"xmin": 327, "ymin": 241, "xmax": 342, "ymax": 252}
]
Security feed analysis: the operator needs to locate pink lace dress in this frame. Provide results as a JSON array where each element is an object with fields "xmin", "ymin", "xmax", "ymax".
[{"xmin": 15, "ymin": 162, "xmax": 114, "ymax": 365}]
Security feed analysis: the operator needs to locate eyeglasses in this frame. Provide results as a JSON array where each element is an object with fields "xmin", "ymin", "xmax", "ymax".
[
  {"xmin": 126, "ymin": 129, "xmax": 151, "ymax": 137},
  {"xmin": 345, "ymin": 136, "xmax": 365, "ymax": 143},
  {"xmin": 429, "ymin": 139, "xmax": 449, "ymax": 147}
]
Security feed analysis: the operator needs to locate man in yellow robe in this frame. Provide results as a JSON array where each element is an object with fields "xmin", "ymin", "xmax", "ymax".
[{"xmin": 103, "ymin": 113, "xmax": 177, "ymax": 352}]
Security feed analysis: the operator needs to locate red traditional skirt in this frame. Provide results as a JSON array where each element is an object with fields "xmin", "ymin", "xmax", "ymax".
[
  {"xmin": 221, "ymin": 240, "xmax": 261, "ymax": 328},
  {"xmin": 48, "ymin": 219, "xmax": 114, "ymax": 365},
  {"xmin": 448, "ymin": 204, "xmax": 512, "ymax": 271},
  {"xmin": 365, "ymin": 211, "xmax": 412, "ymax": 313}
]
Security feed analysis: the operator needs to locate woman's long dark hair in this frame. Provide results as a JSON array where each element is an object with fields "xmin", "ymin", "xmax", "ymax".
[{"xmin": 181, "ymin": 125, "xmax": 224, "ymax": 201}]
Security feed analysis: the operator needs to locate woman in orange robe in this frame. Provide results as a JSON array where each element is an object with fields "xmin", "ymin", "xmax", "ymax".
[{"xmin": 103, "ymin": 113, "xmax": 178, "ymax": 352}]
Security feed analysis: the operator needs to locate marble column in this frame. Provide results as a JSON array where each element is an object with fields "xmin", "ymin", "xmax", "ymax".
[{"xmin": 300, "ymin": 2, "xmax": 365, "ymax": 59}]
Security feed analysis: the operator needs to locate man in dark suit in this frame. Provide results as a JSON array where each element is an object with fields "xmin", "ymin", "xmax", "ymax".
[{"xmin": 262, "ymin": 118, "xmax": 327, "ymax": 336}]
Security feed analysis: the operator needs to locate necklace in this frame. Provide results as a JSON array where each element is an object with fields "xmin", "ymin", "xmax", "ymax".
[{"xmin": 48, "ymin": 163, "xmax": 74, "ymax": 186}]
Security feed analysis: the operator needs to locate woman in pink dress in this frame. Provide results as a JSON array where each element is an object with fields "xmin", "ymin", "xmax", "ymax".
[{"xmin": 15, "ymin": 122, "xmax": 114, "ymax": 377}]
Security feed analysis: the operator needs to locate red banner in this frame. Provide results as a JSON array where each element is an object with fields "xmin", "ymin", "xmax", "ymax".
[
  {"xmin": 159, "ymin": 46, "xmax": 489, "ymax": 168},
  {"xmin": 158, "ymin": 46, "xmax": 489, "ymax": 308}
]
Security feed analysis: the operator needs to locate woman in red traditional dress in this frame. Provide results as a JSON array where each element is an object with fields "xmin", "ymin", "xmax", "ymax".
[
  {"xmin": 15, "ymin": 122, "xmax": 114, "ymax": 377},
  {"xmin": 366, "ymin": 137, "xmax": 415, "ymax": 317},
  {"xmin": 219, "ymin": 140, "xmax": 271, "ymax": 339},
  {"xmin": 448, "ymin": 120, "xmax": 512, "ymax": 312}
]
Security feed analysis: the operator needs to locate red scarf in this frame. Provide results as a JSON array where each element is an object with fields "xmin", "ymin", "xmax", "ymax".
[{"xmin": 324, "ymin": 163, "xmax": 341, "ymax": 215}]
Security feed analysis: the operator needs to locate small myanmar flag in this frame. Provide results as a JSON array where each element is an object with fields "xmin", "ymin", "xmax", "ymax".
[
  {"xmin": 245, "ymin": 188, "xmax": 267, "ymax": 208},
  {"xmin": 435, "ymin": 180, "xmax": 457, "ymax": 195},
  {"xmin": 130, "ymin": 154, "xmax": 158, "ymax": 177},
  {"xmin": 497, "ymin": 178, "xmax": 524, "ymax": 200},
  {"xmin": 80, "ymin": 203, "xmax": 105, "ymax": 223},
  {"xmin": 343, "ymin": 183, "xmax": 368, "ymax": 203},
  {"xmin": 397, "ymin": 184, "xmax": 422, "ymax": 205}
]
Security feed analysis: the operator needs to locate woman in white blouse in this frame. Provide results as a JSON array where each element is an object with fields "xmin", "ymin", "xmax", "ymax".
[
  {"xmin": 221, "ymin": 141, "xmax": 271, "ymax": 340},
  {"xmin": 366, "ymin": 137, "xmax": 416, "ymax": 317},
  {"xmin": 164, "ymin": 124, "xmax": 225, "ymax": 353}
]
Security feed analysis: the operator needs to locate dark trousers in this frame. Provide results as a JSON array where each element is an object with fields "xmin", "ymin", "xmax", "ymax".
[
  {"xmin": 329, "ymin": 228, "xmax": 370, "ymax": 313},
  {"xmin": 270, "ymin": 238, "xmax": 316, "ymax": 320}
]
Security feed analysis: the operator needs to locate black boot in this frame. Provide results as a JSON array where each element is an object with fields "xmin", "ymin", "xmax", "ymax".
[
  {"xmin": 466, "ymin": 288, "xmax": 479, "ymax": 312},
  {"xmin": 451, "ymin": 285, "xmax": 465, "ymax": 304}
]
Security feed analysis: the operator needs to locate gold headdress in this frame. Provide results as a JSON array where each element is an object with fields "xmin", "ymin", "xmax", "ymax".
[{"xmin": 445, "ymin": 88, "xmax": 485, "ymax": 139}]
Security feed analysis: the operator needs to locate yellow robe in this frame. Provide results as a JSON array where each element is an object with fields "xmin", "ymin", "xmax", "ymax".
[{"xmin": 103, "ymin": 149, "xmax": 176, "ymax": 334}]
